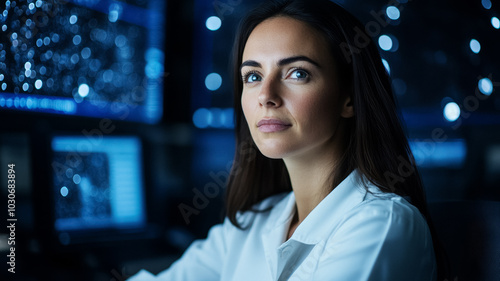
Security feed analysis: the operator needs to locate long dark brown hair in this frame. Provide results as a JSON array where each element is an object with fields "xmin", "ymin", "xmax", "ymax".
[{"xmin": 225, "ymin": 0, "xmax": 448, "ymax": 279}]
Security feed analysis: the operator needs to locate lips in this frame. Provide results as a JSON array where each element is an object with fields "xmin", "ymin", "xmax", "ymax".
[{"xmin": 257, "ymin": 118, "xmax": 291, "ymax": 133}]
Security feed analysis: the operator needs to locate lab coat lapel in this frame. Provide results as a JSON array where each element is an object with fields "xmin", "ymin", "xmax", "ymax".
[
  {"xmin": 263, "ymin": 170, "xmax": 368, "ymax": 280},
  {"xmin": 286, "ymin": 170, "xmax": 369, "ymax": 280},
  {"xmin": 276, "ymin": 240, "xmax": 316, "ymax": 280},
  {"xmin": 291, "ymin": 169, "xmax": 368, "ymax": 244}
]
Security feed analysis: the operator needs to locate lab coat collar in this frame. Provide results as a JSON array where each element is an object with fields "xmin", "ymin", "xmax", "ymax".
[
  {"xmin": 264, "ymin": 169, "xmax": 369, "ymax": 244},
  {"xmin": 291, "ymin": 169, "xmax": 370, "ymax": 244},
  {"xmin": 261, "ymin": 169, "xmax": 370, "ymax": 278}
]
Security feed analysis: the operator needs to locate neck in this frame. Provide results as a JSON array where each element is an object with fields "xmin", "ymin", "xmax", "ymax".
[{"xmin": 283, "ymin": 137, "xmax": 343, "ymax": 225}]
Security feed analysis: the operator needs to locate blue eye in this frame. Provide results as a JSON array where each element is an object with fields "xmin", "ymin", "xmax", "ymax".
[
  {"xmin": 290, "ymin": 69, "xmax": 309, "ymax": 80},
  {"xmin": 249, "ymin": 73, "xmax": 261, "ymax": 82},
  {"xmin": 243, "ymin": 72, "xmax": 262, "ymax": 83}
]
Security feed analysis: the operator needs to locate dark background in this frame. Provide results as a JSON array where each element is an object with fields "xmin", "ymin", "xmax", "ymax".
[{"xmin": 0, "ymin": 0, "xmax": 499, "ymax": 280}]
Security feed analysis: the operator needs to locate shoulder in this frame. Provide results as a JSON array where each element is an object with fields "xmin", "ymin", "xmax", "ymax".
[
  {"xmin": 332, "ymin": 187, "xmax": 434, "ymax": 258},
  {"xmin": 318, "ymin": 187, "xmax": 436, "ymax": 280},
  {"xmin": 326, "ymin": 176, "xmax": 434, "ymax": 251},
  {"xmin": 355, "ymin": 189, "xmax": 427, "ymax": 229}
]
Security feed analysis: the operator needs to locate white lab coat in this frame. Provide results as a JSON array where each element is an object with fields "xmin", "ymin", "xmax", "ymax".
[{"xmin": 129, "ymin": 170, "xmax": 437, "ymax": 280}]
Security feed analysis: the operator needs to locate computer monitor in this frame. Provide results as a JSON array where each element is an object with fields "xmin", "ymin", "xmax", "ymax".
[
  {"xmin": 50, "ymin": 135, "xmax": 147, "ymax": 245},
  {"xmin": 0, "ymin": 0, "xmax": 165, "ymax": 123}
]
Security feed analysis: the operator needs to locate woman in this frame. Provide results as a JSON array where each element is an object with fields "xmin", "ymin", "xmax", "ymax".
[{"xmin": 130, "ymin": 0, "xmax": 445, "ymax": 280}]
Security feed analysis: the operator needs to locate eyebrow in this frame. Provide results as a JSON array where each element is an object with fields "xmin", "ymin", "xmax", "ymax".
[{"xmin": 240, "ymin": 55, "xmax": 321, "ymax": 72}]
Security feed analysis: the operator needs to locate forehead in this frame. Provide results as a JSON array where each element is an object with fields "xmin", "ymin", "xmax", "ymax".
[{"xmin": 242, "ymin": 16, "xmax": 332, "ymax": 64}]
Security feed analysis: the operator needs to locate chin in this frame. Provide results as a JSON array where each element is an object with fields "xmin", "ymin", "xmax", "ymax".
[
  {"xmin": 254, "ymin": 141, "xmax": 293, "ymax": 160},
  {"xmin": 259, "ymin": 151, "xmax": 284, "ymax": 159}
]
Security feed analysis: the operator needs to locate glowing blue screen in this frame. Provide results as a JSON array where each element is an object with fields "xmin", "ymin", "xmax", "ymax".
[
  {"xmin": 0, "ymin": 0, "xmax": 165, "ymax": 123},
  {"xmin": 51, "ymin": 135, "xmax": 146, "ymax": 232}
]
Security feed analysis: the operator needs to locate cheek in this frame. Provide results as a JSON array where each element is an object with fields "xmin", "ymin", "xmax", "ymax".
[
  {"xmin": 292, "ymin": 91, "xmax": 337, "ymax": 128},
  {"xmin": 241, "ymin": 92, "xmax": 256, "ymax": 123}
]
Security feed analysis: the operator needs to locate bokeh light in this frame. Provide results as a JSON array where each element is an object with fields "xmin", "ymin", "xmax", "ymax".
[
  {"xmin": 60, "ymin": 186, "xmax": 69, "ymax": 197},
  {"xmin": 492, "ymin": 17, "xmax": 500, "ymax": 29},
  {"xmin": 205, "ymin": 73, "xmax": 222, "ymax": 91},
  {"xmin": 478, "ymin": 77, "xmax": 493, "ymax": 96},
  {"xmin": 470, "ymin": 39, "xmax": 481, "ymax": 54},
  {"xmin": 378, "ymin": 35, "xmax": 393, "ymax": 51},
  {"xmin": 443, "ymin": 101, "xmax": 461, "ymax": 122},
  {"xmin": 382, "ymin": 58, "xmax": 390, "ymax": 74},
  {"xmin": 206, "ymin": 16, "xmax": 222, "ymax": 31},
  {"xmin": 386, "ymin": 6, "xmax": 400, "ymax": 20}
]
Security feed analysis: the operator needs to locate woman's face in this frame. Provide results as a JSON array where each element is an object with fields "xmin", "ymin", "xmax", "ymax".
[{"xmin": 241, "ymin": 16, "xmax": 352, "ymax": 160}]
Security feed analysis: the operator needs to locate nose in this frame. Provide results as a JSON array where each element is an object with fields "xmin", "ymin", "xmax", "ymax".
[{"xmin": 258, "ymin": 78, "xmax": 282, "ymax": 108}]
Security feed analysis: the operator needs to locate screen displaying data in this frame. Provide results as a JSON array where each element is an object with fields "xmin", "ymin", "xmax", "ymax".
[
  {"xmin": 0, "ymin": 0, "xmax": 165, "ymax": 123},
  {"xmin": 51, "ymin": 135, "xmax": 146, "ymax": 244}
]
